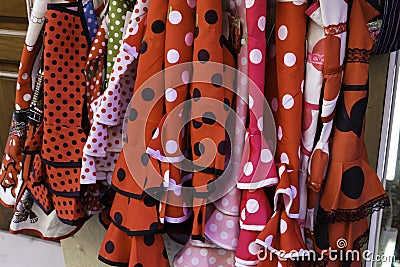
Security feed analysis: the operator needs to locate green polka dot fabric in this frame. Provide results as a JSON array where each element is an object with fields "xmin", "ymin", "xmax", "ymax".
[{"xmin": 106, "ymin": 0, "xmax": 136, "ymax": 85}]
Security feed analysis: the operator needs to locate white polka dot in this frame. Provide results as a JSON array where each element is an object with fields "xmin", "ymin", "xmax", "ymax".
[
  {"xmin": 248, "ymin": 95, "xmax": 254, "ymax": 109},
  {"xmin": 249, "ymin": 49, "xmax": 262, "ymax": 64},
  {"xmin": 280, "ymin": 153, "xmax": 289, "ymax": 164},
  {"xmin": 177, "ymin": 256, "xmax": 183, "ymax": 264},
  {"xmin": 215, "ymin": 212, "xmax": 223, "ymax": 221},
  {"xmin": 246, "ymin": 199, "xmax": 259, "ymax": 213},
  {"xmin": 271, "ymin": 97, "xmax": 278, "ymax": 112},
  {"xmin": 265, "ymin": 235, "xmax": 273, "ymax": 246},
  {"xmin": 282, "ymin": 94, "xmax": 294, "ymax": 109},
  {"xmin": 152, "ymin": 128, "xmax": 159, "ymax": 139},
  {"xmin": 165, "ymin": 88, "xmax": 178, "ymax": 102},
  {"xmin": 167, "ymin": 49, "xmax": 180, "ymax": 64},
  {"xmin": 165, "ymin": 140, "xmax": 178, "ymax": 154},
  {"xmin": 200, "ymin": 248, "xmax": 208, "ymax": 256},
  {"xmin": 21, "ymin": 73, "xmax": 28, "ymax": 80},
  {"xmin": 278, "ymin": 165, "xmax": 285, "ymax": 177},
  {"xmin": 280, "ymin": 219, "xmax": 288, "ymax": 234},
  {"xmin": 284, "ymin": 53, "xmax": 297, "ymax": 67},
  {"xmin": 163, "ymin": 170, "xmax": 169, "ymax": 183},
  {"xmin": 16, "ymin": 83, "xmax": 20, "ymax": 90},
  {"xmin": 116, "ymin": 8, "xmax": 122, "ymax": 13},
  {"xmin": 257, "ymin": 117, "xmax": 264, "ymax": 131},
  {"xmin": 209, "ymin": 223, "xmax": 218, "ymax": 232},
  {"xmin": 209, "ymin": 257, "xmax": 216, "ymax": 264},
  {"xmin": 236, "ymin": 0, "xmax": 242, "ymax": 6},
  {"xmin": 278, "ymin": 261, "xmax": 283, "ymax": 267},
  {"xmin": 278, "ymin": 25, "xmax": 288, "ymax": 40},
  {"xmin": 232, "ymin": 206, "xmax": 239, "ymax": 213},
  {"xmin": 181, "ymin": 70, "xmax": 190, "ymax": 84},
  {"xmin": 226, "ymin": 257, "xmax": 232, "ymax": 265},
  {"xmin": 185, "ymin": 247, "xmax": 192, "ymax": 255},
  {"xmin": 226, "ymin": 220, "xmax": 234, "ymax": 228},
  {"xmin": 185, "ymin": 32, "xmax": 193, "ymax": 46},
  {"xmin": 277, "ymin": 126, "xmax": 283, "ymax": 140},
  {"xmin": 245, "ymin": 0, "xmax": 255, "ymax": 8},
  {"xmin": 243, "ymin": 162, "xmax": 254, "ymax": 176},
  {"xmin": 187, "ymin": 0, "xmax": 196, "ymax": 8},
  {"xmin": 293, "ymin": 1, "xmax": 304, "ymax": 5},
  {"xmin": 241, "ymin": 208, "xmax": 246, "ymax": 221},
  {"xmin": 241, "ymin": 76, "xmax": 248, "ymax": 86},
  {"xmin": 191, "ymin": 257, "xmax": 199, "ymax": 265},
  {"xmin": 222, "ymin": 198, "xmax": 229, "ymax": 206},
  {"xmin": 218, "ymin": 249, "xmax": 226, "ymax": 256},
  {"xmin": 241, "ymin": 56, "xmax": 247, "ymax": 66},
  {"xmin": 290, "ymin": 185, "xmax": 298, "ymax": 198},
  {"xmin": 23, "ymin": 94, "xmax": 31, "ymax": 101},
  {"xmin": 261, "ymin": 149, "xmax": 273, "ymax": 163},
  {"xmin": 301, "ymin": 80, "xmax": 304, "ymax": 93},
  {"xmin": 15, "ymin": 104, "xmax": 21, "ymax": 110},
  {"xmin": 232, "ymin": 239, "xmax": 238, "ymax": 247},
  {"xmin": 220, "ymin": 231, "xmax": 228, "ymax": 240},
  {"xmin": 169, "ymin": 10, "xmax": 182, "ymax": 25},
  {"xmin": 258, "ymin": 16, "xmax": 266, "ymax": 31},
  {"xmin": 248, "ymin": 241, "xmax": 259, "ymax": 255}
]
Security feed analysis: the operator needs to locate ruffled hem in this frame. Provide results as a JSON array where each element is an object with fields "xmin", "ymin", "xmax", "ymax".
[{"xmin": 320, "ymin": 194, "xmax": 389, "ymax": 223}]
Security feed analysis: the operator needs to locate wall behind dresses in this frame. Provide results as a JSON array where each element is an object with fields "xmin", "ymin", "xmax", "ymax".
[{"xmin": 0, "ymin": 0, "xmax": 27, "ymax": 230}]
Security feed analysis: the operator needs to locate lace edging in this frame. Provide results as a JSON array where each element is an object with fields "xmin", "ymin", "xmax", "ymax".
[{"xmin": 319, "ymin": 194, "xmax": 389, "ymax": 223}]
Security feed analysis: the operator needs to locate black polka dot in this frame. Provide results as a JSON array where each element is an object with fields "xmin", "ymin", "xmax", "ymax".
[
  {"xmin": 193, "ymin": 88, "xmax": 201, "ymax": 101},
  {"xmin": 192, "ymin": 120, "xmax": 202, "ymax": 129},
  {"xmin": 194, "ymin": 142, "xmax": 205, "ymax": 156},
  {"xmin": 349, "ymin": 97, "xmax": 367, "ymax": 137},
  {"xmin": 117, "ymin": 168, "xmax": 126, "ymax": 182},
  {"xmin": 105, "ymin": 241, "xmax": 115, "ymax": 254},
  {"xmin": 143, "ymin": 235, "xmax": 155, "ymax": 246},
  {"xmin": 211, "ymin": 73, "xmax": 222, "ymax": 87},
  {"xmin": 134, "ymin": 264, "xmax": 144, "ymax": 267},
  {"xmin": 141, "ymin": 153, "xmax": 150, "ymax": 166},
  {"xmin": 151, "ymin": 20, "xmax": 165, "ymax": 34},
  {"xmin": 218, "ymin": 141, "xmax": 225, "ymax": 155},
  {"xmin": 144, "ymin": 194, "xmax": 157, "ymax": 207},
  {"xmin": 205, "ymin": 10, "xmax": 218, "ymax": 24},
  {"xmin": 198, "ymin": 49, "xmax": 210, "ymax": 63},
  {"xmin": 223, "ymin": 98, "xmax": 230, "ymax": 111},
  {"xmin": 149, "ymin": 222, "xmax": 158, "ymax": 230},
  {"xmin": 341, "ymin": 166, "xmax": 364, "ymax": 199},
  {"xmin": 114, "ymin": 212, "xmax": 123, "ymax": 224},
  {"xmin": 129, "ymin": 108, "xmax": 138, "ymax": 121},
  {"xmin": 142, "ymin": 88, "xmax": 155, "ymax": 101},
  {"xmin": 194, "ymin": 26, "xmax": 199, "ymax": 38},
  {"xmin": 202, "ymin": 111, "xmax": 216, "ymax": 125},
  {"xmin": 140, "ymin": 41, "xmax": 148, "ymax": 54}
]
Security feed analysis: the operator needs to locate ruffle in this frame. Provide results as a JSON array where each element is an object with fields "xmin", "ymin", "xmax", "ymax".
[
  {"xmin": 205, "ymin": 203, "xmax": 240, "ymax": 251},
  {"xmin": 99, "ymin": 222, "xmax": 169, "ymax": 267},
  {"xmin": 174, "ymin": 238, "xmax": 235, "ymax": 267},
  {"xmin": 319, "ymin": 158, "xmax": 389, "ymax": 223},
  {"xmin": 239, "ymin": 189, "xmax": 272, "ymax": 231},
  {"xmin": 237, "ymin": 129, "xmax": 279, "ymax": 190},
  {"xmin": 235, "ymin": 229, "xmax": 262, "ymax": 266},
  {"xmin": 256, "ymin": 208, "xmax": 307, "ymax": 259}
]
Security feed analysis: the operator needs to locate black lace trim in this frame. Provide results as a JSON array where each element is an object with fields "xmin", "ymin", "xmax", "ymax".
[
  {"xmin": 346, "ymin": 48, "xmax": 372, "ymax": 64},
  {"xmin": 353, "ymin": 228, "xmax": 370, "ymax": 250},
  {"xmin": 319, "ymin": 194, "xmax": 389, "ymax": 223}
]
